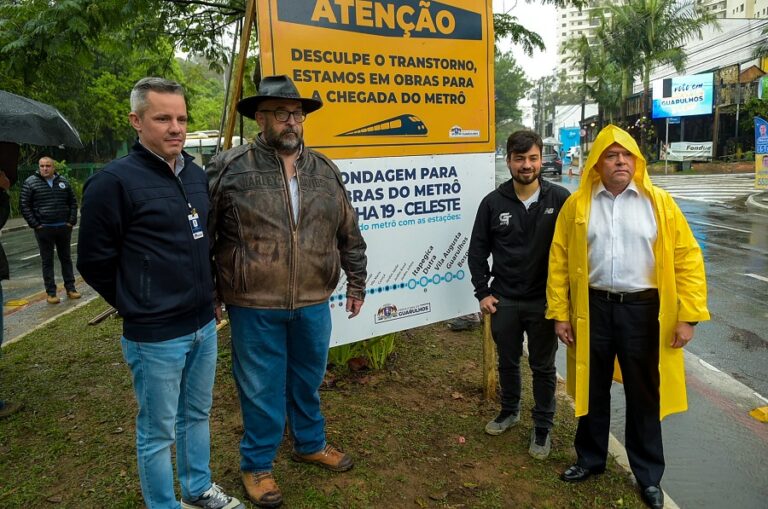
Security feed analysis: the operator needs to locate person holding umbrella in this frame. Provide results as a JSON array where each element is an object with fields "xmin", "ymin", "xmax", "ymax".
[
  {"xmin": 20, "ymin": 156, "xmax": 80, "ymax": 303},
  {"xmin": 0, "ymin": 168, "xmax": 22, "ymax": 418}
]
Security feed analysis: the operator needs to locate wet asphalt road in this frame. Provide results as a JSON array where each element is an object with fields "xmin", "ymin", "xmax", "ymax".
[{"xmin": 1, "ymin": 225, "xmax": 82, "ymax": 304}]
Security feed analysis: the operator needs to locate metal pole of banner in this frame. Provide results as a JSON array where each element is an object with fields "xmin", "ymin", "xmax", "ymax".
[
  {"xmin": 223, "ymin": 0, "xmax": 258, "ymax": 150},
  {"xmin": 216, "ymin": 19, "xmax": 241, "ymax": 156},
  {"xmin": 482, "ymin": 313, "xmax": 498, "ymax": 401},
  {"xmin": 735, "ymin": 83, "xmax": 741, "ymax": 139},
  {"xmin": 665, "ymin": 118, "xmax": 669, "ymax": 175}
]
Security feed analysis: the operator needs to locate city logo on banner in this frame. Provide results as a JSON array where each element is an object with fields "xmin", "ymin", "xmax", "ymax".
[{"xmin": 374, "ymin": 302, "xmax": 431, "ymax": 323}]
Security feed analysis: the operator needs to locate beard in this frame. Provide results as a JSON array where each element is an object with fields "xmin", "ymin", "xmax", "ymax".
[
  {"xmin": 263, "ymin": 124, "xmax": 302, "ymax": 153},
  {"xmin": 511, "ymin": 167, "xmax": 539, "ymax": 185}
]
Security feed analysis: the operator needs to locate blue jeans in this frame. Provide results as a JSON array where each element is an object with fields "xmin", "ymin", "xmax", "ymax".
[
  {"xmin": 121, "ymin": 319, "xmax": 218, "ymax": 509},
  {"xmin": 228, "ymin": 302, "xmax": 332, "ymax": 472}
]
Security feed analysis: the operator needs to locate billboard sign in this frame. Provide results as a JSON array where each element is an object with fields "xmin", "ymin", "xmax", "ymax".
[
  {"xmin": 652, "ymin": 73, "xmax": 714, "ymax": 119},
  {"xmin": 757, "ymin": 117, "xmax": 768, "ymax": 190},
  {"xmin": 256, "ymin": 0, "xmax": 495, "ymax": 160}
]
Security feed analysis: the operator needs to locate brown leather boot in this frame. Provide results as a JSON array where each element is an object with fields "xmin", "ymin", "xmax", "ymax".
[
  {"xmin": 291, "ymin": 444, "xmax": 354, "ymax": 472},
  {"xmin": 241, "ymin": 471, "xmax": 282, "ymax": 508}
]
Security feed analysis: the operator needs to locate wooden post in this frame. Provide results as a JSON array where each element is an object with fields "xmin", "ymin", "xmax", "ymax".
[
  {"xmin": 223, "ymin": 0, "xmax": 258, "ymax": 150},
  {"xmin": 482, "ymin": 313, "xmax": 498, "ymax": 401}
]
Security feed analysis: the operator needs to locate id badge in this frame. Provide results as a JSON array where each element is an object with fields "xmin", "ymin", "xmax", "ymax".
[{"xmin": 188, "ymin": 212, "xmax": 204, "ymax": 239}]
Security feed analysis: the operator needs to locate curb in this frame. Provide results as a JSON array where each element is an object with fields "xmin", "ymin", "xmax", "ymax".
[
  {"xmin": 525, "ymin": 341, "xmax": 681, "ymax": 509},
  {"xmin": 1, "ymin": 225, "xmax": 29, "ymax": 234},
  {"xmin": 746, "ymin": 192, "xmax": 768, "ymax": 213}
]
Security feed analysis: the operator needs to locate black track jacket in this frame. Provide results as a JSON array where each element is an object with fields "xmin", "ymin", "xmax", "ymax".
[{"xmin": 468, "ymin": 178, "xmax": 570, "ymax": 301}]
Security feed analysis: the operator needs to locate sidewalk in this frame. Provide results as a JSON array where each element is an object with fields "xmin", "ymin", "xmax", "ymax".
[{"xmin": 1, "ymin": 216, "xmax": 29, "ymax": 234}]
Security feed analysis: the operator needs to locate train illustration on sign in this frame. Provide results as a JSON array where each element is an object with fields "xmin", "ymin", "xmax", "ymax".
[{"xmin": 338, "ymin": 114, "xmax": 428, "ymax": 137}]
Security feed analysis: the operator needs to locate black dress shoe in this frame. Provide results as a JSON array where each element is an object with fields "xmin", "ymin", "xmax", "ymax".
[
  {"xmin": 641, "ymin": 485, "xmax": 664, "ymax": 509},
  {"xmin": 560, "ymin": 464, "xmax": 604, "ymax": 482}
]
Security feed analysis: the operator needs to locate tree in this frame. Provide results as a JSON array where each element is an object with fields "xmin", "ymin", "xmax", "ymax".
[
  {"xmin": 0, "ymin": 0, "xmax": 588, "ymax": 159},
  {"xmin": 563, "ymin": 33, "xmax": 622, "ymax": 128},
  {"xmin": 495, "ymin": 51, "xmax": 530, "ymax": 142},
  {"xmin": 599, "ymin": 0, "xmax": 718, "ymax": 153},
  {"xmin": 493, "ymin": 1, "xmax": 588, "ymax": 58}
]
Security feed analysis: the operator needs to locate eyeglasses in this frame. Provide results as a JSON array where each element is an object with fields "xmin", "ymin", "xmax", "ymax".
[{"xmin": 258, "ymin": 109, "xmax": 306, "ymax": 123}]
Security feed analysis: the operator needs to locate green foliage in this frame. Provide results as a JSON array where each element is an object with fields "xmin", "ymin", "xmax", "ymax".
[
  {"xmin": 327, "ymin": 341, "xmax": 364, "ymax": 368},
  {"xmin": 596, "ymin": 0, "xmax": 719, "ymax": 117},
  {"xmin": 493, "ymin": 1, "xmax": 589, "ymax": 56},
  {"xmin": 494, "ymin": 51, "xmax": 529, "ymax": 133},
  {"xmin": 740, "ymin": 98, "xmax": 768, "ymax": 145},
  {"xmin": 328, "ymin": 333, "xmax": 398, "ymax": 371},
  {"xmin": 362, "ymin": 333, "xmax": 397, "ymax": 370},
  {"xmin": 0, "ymin": 0, "xmax": 586, "ymax": 160}
]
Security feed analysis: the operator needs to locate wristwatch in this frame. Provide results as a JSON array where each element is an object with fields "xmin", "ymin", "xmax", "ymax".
[{"xmin": 686, "ymin": 321, "xmax": 698, "ymax": 326}]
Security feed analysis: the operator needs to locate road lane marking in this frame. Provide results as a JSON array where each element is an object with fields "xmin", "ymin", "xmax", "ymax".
[
  {"xmin": 688, "ymin": 220, "xmax": 751, "ymax": 233},
  {"xmin": 19, "ymin": 243, "xmax": 78, "ymax": 260},
  {"xmin": 744, "ymin": 273, "xmax": 768, "ymax": 283}
]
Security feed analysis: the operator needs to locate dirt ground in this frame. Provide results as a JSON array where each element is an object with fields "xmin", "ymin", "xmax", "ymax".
[{"xmin": 0, "ymin": 299, "xmax": 649, "ymax": 508}]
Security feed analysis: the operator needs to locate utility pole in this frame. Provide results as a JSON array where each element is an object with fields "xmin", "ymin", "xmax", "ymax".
[
  {"xmin": 579, "ymin": 49, "xmax": 589, "ymax": 176},
  {"xmin": 538, "ymin": 79, "xmax": 544, "ymax": 135}
]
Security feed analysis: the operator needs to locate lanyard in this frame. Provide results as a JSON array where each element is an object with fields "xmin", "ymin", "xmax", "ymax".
[{"xmin": 174, "ymin": 175, "xmax": 196, "ymax": 216}]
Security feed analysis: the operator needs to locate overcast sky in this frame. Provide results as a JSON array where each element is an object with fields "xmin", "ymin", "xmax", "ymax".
[{"xmin": 492, "ymin": 0, "xmax": 558, "ymax": 81}]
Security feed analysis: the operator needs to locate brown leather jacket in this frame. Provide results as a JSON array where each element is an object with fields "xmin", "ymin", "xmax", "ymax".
[{"xmin": 207, "ymin": 136, "xmax": 367, "ymax": 309}]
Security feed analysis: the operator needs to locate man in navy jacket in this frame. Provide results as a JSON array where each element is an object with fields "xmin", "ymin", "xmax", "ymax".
[{"xmin": 77, "ymin": 77, "xmax": 242, "ymax": 509}]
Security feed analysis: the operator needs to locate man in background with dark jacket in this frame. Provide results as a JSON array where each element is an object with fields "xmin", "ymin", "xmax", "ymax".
[
  {"xmin": 468, "ymin": 130, "xmax": 570, "ymax": 460},
  {"xmin": 20, "ymin": 156, "xmax": 80, "ymax": 303},
  {"xmin": 207, "ymin": 75, "xmax": 367, "ymax": 508},
  {"xmin": 77, "ymin": 77, "xmax": 242, "ymax": 509}
]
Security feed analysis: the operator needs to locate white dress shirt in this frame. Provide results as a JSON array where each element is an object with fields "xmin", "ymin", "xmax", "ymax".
[{"xmin": 587, "ymin": 180, "xmax": 657, "ymax": 292}]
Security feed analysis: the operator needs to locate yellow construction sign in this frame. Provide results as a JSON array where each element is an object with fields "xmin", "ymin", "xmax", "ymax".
[{"xmin": 256, "ymin": 0, "xmax": 495, "ymax": 159}]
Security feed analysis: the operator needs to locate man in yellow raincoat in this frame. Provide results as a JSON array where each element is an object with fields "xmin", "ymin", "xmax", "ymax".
[{"xmin": 546, "ymin": 125, "xmax": 709, "ymax": 509}]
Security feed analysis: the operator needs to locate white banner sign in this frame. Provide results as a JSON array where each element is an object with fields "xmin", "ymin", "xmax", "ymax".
[
  {"xmin": 328, "ymin": 152, "xmax": 493, "ymax": 345},
  {"xmin": 666, "ymin": 141, "xmax": 713, "ymax": 161}
]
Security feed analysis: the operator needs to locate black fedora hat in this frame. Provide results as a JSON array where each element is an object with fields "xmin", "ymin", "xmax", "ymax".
[{"xmin": 237, "ymin": 75, "xmax": 323, "ymax": 119}]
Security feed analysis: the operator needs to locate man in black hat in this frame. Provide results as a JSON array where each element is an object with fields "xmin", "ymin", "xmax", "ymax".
[{"xmin": 207, "ymin": 75, "xmax": 367, "ymax": 508}]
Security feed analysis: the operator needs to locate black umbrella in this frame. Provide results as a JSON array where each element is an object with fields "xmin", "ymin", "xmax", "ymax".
[{"xmin": 0, "ymin": 90, "xmax": 84, "ymax": 149}]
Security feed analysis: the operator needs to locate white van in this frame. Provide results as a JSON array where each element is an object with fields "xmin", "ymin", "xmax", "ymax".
[{"xmin": 184, "ymin": 131, "xmax": 245, "ymax": 167}]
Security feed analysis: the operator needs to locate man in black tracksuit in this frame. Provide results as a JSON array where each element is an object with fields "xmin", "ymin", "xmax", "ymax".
[
  {"xmin": 20, "ymin": 157, "xmax": 80, "ymax": 303},
  {"xmin": 468, "ymin": 130, "xmax": 570, "ymax": 460}
]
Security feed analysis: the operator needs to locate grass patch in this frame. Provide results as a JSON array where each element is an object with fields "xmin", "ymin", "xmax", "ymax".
[{"xmin": 0, "ymin": 299, "xmax": 646, "ymax": 507}]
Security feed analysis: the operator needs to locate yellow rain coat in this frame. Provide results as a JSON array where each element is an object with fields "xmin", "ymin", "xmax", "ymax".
[{"xmin": 546, "ymin": 125, "xmax": 710, "ymax": 419}]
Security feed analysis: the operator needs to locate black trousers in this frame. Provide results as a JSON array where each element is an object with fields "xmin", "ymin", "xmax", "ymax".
[
  {"xmin": 490, "ymin": 296, "xmax": 558, "ymax": 429},
  {"xmin": 574, "ymin": 293, "xmax": 664, "ymax": 487},
  {"xmin": 34, "ymin": 226, "xmax": 75, "ymax": 295}
]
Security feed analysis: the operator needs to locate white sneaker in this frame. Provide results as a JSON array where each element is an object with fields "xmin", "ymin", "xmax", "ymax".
[{"xmin": 181, "ymin": 483, "xmax": 244, "ymax": 509}]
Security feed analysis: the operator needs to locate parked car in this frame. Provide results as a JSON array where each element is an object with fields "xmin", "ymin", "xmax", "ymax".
[{"xmin": 541, "ymin": 151, "xmax": 563, "ymax": 175}]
